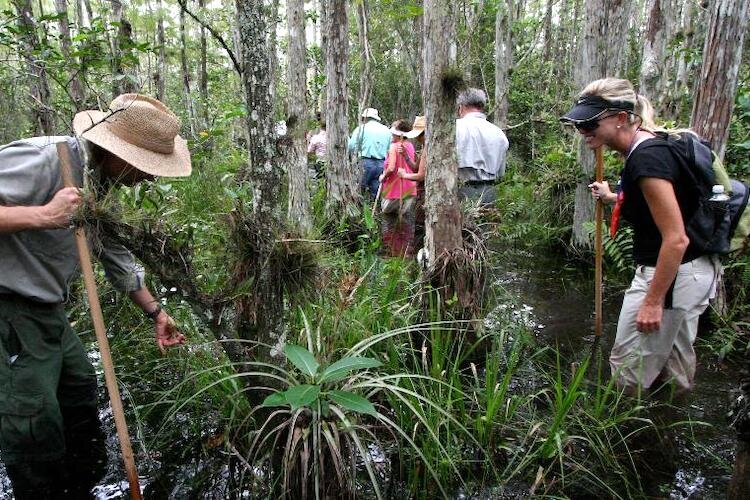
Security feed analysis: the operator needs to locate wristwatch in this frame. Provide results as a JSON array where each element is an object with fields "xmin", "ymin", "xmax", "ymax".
[{"xmin": 145, "ymin": 304, "xmax": 162, "ymax": 321}]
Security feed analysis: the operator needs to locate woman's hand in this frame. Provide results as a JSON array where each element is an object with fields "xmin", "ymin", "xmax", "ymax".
[
  {"xmin": 588, "ymin": 181, "xmax": 615, "ymax": 204},
  {"xmin": 154, "ymin": 311, "xmax": 186, "ymax": 355},
  {"xmin": 636, "ymin": 302, "xmax": 663, "ymax": 333}
]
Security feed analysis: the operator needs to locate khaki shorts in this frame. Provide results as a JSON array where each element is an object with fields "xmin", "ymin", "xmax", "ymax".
[
  {"xmin": 0, "ymin": 295, "xmax": 98, "ymax": 465},
  {"xmin": 610, "ymin": 255, "xmax": 719, "ymax": 391}
]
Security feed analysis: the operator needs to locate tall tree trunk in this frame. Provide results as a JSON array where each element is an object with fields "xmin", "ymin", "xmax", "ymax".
[
  {"xmin": 268, "ymin": 0, "xmax": 280, "ymax": 101},
  {"xmin": 423, "ymin": 0, "xmax": 462, "ymax": 261},
  {"xmin": 13, "ymin": 0, "xmax": 54, "ymax": 134},
  {"xmin": 493, "ymin": 0, "xmax": 513, "ymax": 128},
  {"xmin": 354, "ymin": 0, "xmax": 372, "ymax": 120},
  {"xmin": 155, "ymin": 0, "xmax": 167, "ymax": 102},
  {"xmin": 286, "ymin": 0, "xmax": 312, "ymax": 233},
  {"xmin": 542, "ymin": 0, "xmax": 553, "ymax": 62},
  {"xmin": 414, "ymin": 0, "xmax": 425, "ymax": 99},
  {"xmin": 324, "ymin": 0, "xmax": 360, "ymax": 218},
  {"xmin": 570, "ymin": 0, "xmax": 632, "ymax": 250},
  {"xmin": 235, "ymin": 0, "xmax": 285, "ymax": 360},
  {"xmin": 639, "ymin": 0, "xmax": 679, "ymax": 115},
  {"xmin": 179, "ymin": 6, "xmax": 196, "ymax": 137},
  {"xmin": 689, "ymin": 0, "xmax": 749, "ymax": 162},
  {"xmin": 198, "ymin": 0, "xmax": 208, "ymax": 127},
  {"xmin": 111, "ymin": 0, "xmax": 138, "ymax": 96},
  {"xmin": 55, "ymin": 0, "xmax": 85, "ymax": 111}
]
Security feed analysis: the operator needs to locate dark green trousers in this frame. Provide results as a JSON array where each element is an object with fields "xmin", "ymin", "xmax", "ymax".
[{"xmin": 0, "ymin": 295, "xmax": 107, "ymax": 498}]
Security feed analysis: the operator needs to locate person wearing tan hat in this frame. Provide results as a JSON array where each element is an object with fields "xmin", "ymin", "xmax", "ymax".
[
  {"xmin": 399, "ymin": 116, "xmax": 427, "ymax": 250},
  {"xmin": 348, "ymin": 107, "xmax": 392, "ymax": 198},
  {"xmin": 0, "ymin": 94, "xmax": 191, "ymax": 498}
]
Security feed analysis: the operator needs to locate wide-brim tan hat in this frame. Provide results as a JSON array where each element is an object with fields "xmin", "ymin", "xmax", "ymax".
[
  {"xmin": 73, "ymin": 94, "xmax": 192, "ymax": 177},
  {"xmin": 405, "ymin": 115, "xmax": 426, "ymax": 138}
]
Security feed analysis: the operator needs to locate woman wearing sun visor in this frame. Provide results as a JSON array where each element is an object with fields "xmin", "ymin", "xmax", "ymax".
[{"xmin": 560, "ymin": 77, "xmax": 719, "ymax": 395}]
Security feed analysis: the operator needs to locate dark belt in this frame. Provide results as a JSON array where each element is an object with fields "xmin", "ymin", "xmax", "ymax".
[
  {"xmin": 362, "ymin": 156, "xmax": 384, "ymax": 161},
  {"xmin": 463, "ymin": 179, "xmax": 497, "ymax": 186}
]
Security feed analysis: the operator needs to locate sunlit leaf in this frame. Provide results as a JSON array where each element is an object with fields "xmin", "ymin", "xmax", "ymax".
[
  {"xmin": 319, "ymin": 356, "xmax": 382, "ymax": 384},
  {"xmin": 284, "ymin": 344, "xmax": 319, "ymax": 377}
]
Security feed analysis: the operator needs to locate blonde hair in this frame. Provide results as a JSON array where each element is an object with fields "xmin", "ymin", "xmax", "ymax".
[{"xmin": 580, "ymin": 77, "xmax": 694, "ymax": 138}]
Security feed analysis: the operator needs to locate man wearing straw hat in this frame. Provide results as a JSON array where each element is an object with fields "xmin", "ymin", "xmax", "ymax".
[
  {"xmin": 0, "ymin": 94, "xmax": 191, "ymax": 498},
  {"xmin": 348, "ymin": 107, "xmax": 392, "ymax": 199}
]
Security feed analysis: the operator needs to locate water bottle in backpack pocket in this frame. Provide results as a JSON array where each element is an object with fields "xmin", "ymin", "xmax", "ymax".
[{"xmin": 686, "ymin": 185, "xmax": 733, "ymax": 254}]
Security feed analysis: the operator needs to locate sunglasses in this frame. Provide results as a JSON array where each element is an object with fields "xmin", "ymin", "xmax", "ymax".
[{"xmin": 573, "ymin": 112, "xmax": 619, "ymax": 132}]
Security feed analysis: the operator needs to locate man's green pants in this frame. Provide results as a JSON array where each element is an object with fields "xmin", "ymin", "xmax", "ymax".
[{"xmin": 0, "ymin": 295, "xmax": 107, "ymax": 498}]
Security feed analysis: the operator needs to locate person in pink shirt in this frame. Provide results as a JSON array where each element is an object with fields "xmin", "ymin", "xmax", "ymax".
[
  {"xmin": 307, "ymin": 112, "xmax": 327, "ymax": 174},
  {"xmin": 379, "ymin": 119, "xmax": 417, "ymax": 213}
]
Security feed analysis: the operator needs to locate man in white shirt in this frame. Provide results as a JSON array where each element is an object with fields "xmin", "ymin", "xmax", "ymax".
[{"xmin": 455, "ymin": 88, "xmax": 509, "ymax": 205}]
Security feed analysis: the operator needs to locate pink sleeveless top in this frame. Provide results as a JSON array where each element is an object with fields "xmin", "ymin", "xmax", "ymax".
[{"xmin": 382, "ymin": 141, "xmax": 416, "ymax": 199}]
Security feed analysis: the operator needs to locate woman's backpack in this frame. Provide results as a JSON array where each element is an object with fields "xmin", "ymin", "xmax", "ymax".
[{"xmin": 665, "ymin": 132, "xmax": 750, "ymax": 255}]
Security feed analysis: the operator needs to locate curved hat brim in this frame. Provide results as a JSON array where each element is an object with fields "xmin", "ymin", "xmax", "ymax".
[{"xmin": 73, "ymin": 110, "xmax": 192, "ymax": 178}]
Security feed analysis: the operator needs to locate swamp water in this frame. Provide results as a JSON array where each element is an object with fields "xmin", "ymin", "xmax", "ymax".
[{"xmin": 0, "ymin": 248, "xmax": 737, "ymax": 498}]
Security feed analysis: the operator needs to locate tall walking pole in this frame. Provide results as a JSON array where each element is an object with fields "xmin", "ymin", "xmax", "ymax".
[
  {"xmin": 594, "ymin": 146, "xmax": 604, "ymax": 337},
  {"xmin": 57, "ymin": 142, "xmax": 143, "ymax": 500}
]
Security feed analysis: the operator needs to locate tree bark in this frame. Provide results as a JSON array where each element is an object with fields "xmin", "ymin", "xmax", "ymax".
[
  {"xmin": 286, "ymin": 0, "xmax": 312, "ymax": 233},
  {"xmin": 423, "ymin": 0, "xmax": 462, "ymax": 261},
  {"xmin": 235, "ymin": 0, "xmax": 286, "ymax": 360},
  {"xmin": 155, "ymin": 0, "xmax": 167, "ymax": 102},
  {"xmin": 179, "ymin": 5, "xmax": 197, "ymax": 137},
  {"xmin": 55, "ymin": 0, "xmax": 85, "ymax": 111},
  {"xmin": 324, "ymin": 0, "xmax": 360, "ymax": 218},
  {"xmin": 689, "ymin": 0, "xmax": 750, "ymax": 162},
  {"xmin": 493, "ymin": 0, "xmax": 513, "ymax": 128},
  {"xmin": 111, "ymin": 0, "xmax": 138, "ymax": 96},
  {"xmin": 570, "ymin": 0, "xmax": 632, "ymax": 250},
  {"xmin": 639, "ymin": 0, "xmax": 679, "ymax": 116},
  {"xmin": 13, "ymin": 0, "xmax": 54, "ymax": 134},
  {"xmin": 354, "ymin": 0, "xmax": 372, "ymax": 120},
  {"xmin": 198, "ymin": 0, "xmax": 209, "ymax": 127}
]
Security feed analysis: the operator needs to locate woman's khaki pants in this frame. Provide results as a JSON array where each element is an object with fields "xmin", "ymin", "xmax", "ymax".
[{"xmin": 610, "ymin": 255, "xmax": 719, "ymax": 392}]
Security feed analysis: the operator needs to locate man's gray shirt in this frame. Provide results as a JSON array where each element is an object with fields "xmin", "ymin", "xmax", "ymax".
[
  {"xmin": 455, "ymin": 112, "xmax": 509, "ymax": 182},
  {"xmin": 0, "ymin": 136, "xmax": 145, "ymax": 303}
]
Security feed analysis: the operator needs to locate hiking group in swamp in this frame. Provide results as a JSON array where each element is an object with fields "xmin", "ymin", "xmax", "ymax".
[{"xmin": 1, "ymin": 72, "xmax": 749, "ymax": 498}]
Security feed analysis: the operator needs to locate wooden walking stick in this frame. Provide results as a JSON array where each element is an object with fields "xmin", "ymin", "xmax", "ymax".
[
  {"xmin": 594, "ymin": 146, "xmax": 604, "ymax": 337},
  {"xmin": 56, "ymin": 142, "xmax": 143, "ymax": 500}
]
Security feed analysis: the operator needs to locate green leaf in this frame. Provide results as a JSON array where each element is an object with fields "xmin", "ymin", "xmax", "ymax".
[
  {"xmin": 284, "ymin": 344, "xmax": 319, "ymax": 377},
  {"xmin": 328, "ymin": 390, "xmax": 377, "ymax": 416},
  {"xmin": 319, "ymin": 356, "xmax": 382, "ymax": 384},
  {"xmin": 261, "ymin": 392, "xmax": 287, "ymax": 407},
  {"xmin": 284, "ymin": 385, "xmax": 321, "ymax": 410}
]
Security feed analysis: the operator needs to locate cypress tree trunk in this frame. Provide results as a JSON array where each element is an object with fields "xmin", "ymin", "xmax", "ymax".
[
  {"xmin": 111, "ymin": 0, "xmax": 138, "ymax": 96},
  {"xmin": 570, "ymin": 0, "xmax": 632, "ymax": 251},
  {"xmin": 324, "ymin": 0, "xmax": 360, "ymax": 218},
  {"xmin": 286, "ymin": 0, "xmax": 312, "ymax": 233},
  {"xmin": 235, "ymin": 0, "xmax": 285, "ymax": 359},
  {"xmin": 179, "ymin": 6, "xmax": 196, "ymax": 137},
  {"xmin": 55, "ymin": 0, "xmax": 85, "ymax": 111},
  {"xmin": 493, "ymin": 0, "xmax": 513, "ymax": 128},
  {"xmin": 155, "ymin": 0, "xmax": 166, "ymax": 102},
  {"xmin": 423, "ymin": 0, "xmax": 462, "ymax": 260},
  {"xmin": 13, "ymin": 0, "xmax": 54, "ymax": 134},
  {"xmin": 689, "ymin": 0, "xmax": 750, "ymax": 161}
]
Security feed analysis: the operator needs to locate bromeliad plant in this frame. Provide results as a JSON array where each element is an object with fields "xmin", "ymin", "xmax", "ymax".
[{"xmin": 251, "ymin": 339, "xmax": 386, "ymax": 500}]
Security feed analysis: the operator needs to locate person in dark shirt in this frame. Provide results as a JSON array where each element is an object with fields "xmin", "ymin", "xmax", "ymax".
[{"xmin": 561, "ymin": 77, "xmax": 719, "ymax": 394}]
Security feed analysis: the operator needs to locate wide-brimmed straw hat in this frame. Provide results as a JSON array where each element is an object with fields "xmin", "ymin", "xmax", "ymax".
[
  {"xmin": 73, "ymin": 94, "xmax": 192, "ymax": 177},
  {"xmin": 361, "ymin": 107, "xmax": 382, "ymax": 121},
  {"xmin": 405, "ymin": 115, "xmax": 426, "ymax": 138}
]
